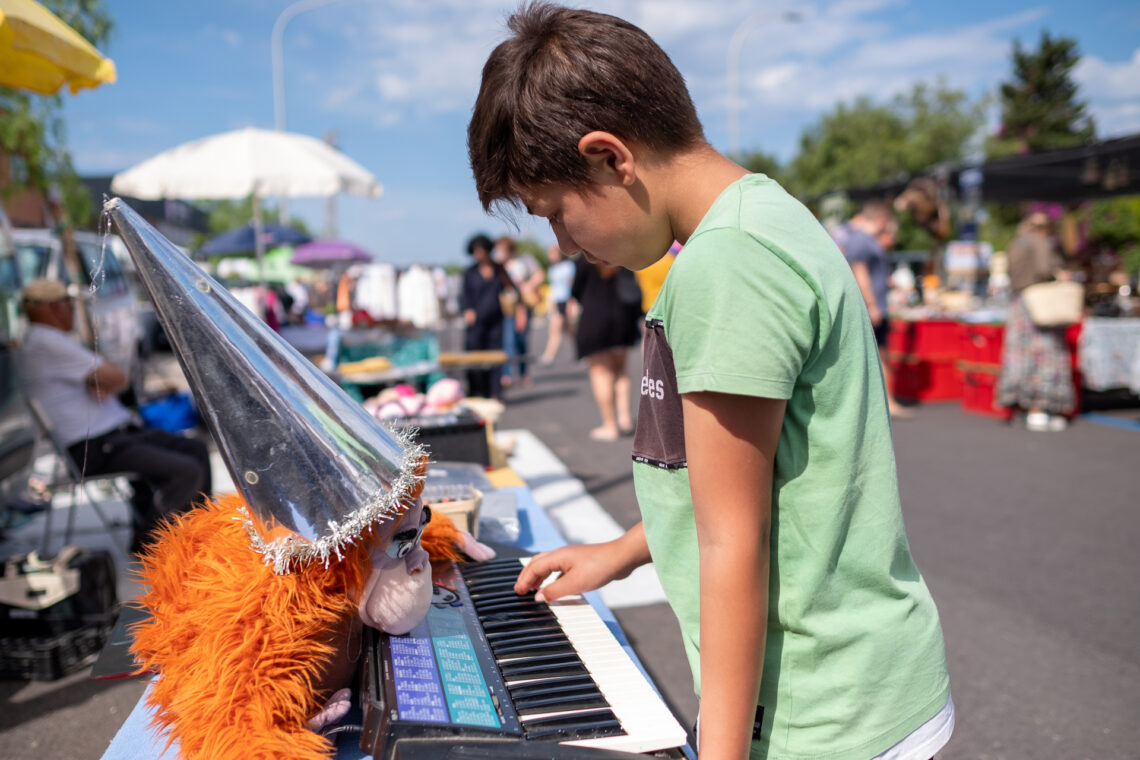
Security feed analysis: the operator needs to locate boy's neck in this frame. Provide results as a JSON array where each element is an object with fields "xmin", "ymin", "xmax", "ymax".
[{"xmin": 655, "ymin": 144, "xmax": 749, "ymax": 245}]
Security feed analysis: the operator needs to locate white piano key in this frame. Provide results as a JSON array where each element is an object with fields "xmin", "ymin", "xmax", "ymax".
[{"xmin": 512, "ymin": 558, "xmax": 688, "ymax": 754}]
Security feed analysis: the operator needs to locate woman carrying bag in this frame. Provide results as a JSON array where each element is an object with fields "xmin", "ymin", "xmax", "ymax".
[{"xmin": 996, "ymin": 211, "xmax": 1080, "ymax": 431}]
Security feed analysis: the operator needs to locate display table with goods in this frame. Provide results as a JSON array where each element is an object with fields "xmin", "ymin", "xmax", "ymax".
[
  {"xmin": 886, "ymin": 307, "xmax": 1083, "ymax": 418},
  {"xmin": 1077, "ymin": 317, "xmax": 1140, "ymax": 395}
]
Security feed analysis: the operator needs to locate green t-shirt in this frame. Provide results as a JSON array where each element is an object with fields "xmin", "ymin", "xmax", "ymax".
[{"xmin": 631, "ymin": 174, "xmax": 950, "ymax": 760}]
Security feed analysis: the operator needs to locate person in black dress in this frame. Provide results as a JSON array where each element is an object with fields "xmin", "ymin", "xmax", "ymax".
[
  {"xmin": 571, "ymin": 258, "xmax": 642, "ymax": 440},
  {"xmin": 459, "ymin": 233, "xmax": 513, "ymax": 399}
]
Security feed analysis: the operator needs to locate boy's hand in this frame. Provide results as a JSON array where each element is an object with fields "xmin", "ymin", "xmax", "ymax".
[{"xmin": 514, "ymin": 526, "xmax": 650, "ymax": 602}]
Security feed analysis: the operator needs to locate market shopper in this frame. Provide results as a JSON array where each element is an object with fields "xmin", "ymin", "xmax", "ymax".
[
  {"xmin": 496, "ymin": 235, "xmax": 544, "ymax": 388},
  {"xmin": 16, "ymin": 278, "xmax": 213, "ymax": 553},
  {"xmin": 570, "ymin": 257, "xmax": 641, "ymax": 440},
  {"xmin": 539, "ymin": 243, "xmax": 576, "ymax": 364},
  {"xmin": 834, "ymin": 202, "xmax": 912, "ymax": 419},
  {"xmin": 459, "ymin": 233, "xmax": 512, "ymax": 399},
  {"xmin": 996, "ymin": 211, "xmax": 1076, "ymax": 431},
  {"xmin": 468, "ymin": 5, "xmax": 952, "ymax": 759}
]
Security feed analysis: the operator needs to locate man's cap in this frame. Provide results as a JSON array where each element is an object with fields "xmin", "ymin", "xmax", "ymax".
[
  {"xmin": 20, "ymin": 279, "xmax": 69, "ymax": 304},
  {"xmin": 105, "ymin": 198, "xmax": 423, "ymax": 574}
]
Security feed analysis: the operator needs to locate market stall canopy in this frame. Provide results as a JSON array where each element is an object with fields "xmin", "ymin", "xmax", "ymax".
[
  {"xmin": 830, "ymin": 132, "xmax": 1140, "ymax": 205},
  {"xmin": 199, "ymin": 222, "xmax": 312, "ymax": 258},
  {"xmin": 291, "ymin": 238, "xmax": 374, "ymax": 268},
  {"xmin": 0, "ymin": 0, "xmax": 116, "ymax": 95},
  {"xmin": 109, "ymin": 126, "xmax": 383, "ymax": 201}
]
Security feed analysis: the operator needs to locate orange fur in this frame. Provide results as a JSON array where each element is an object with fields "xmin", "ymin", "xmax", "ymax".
[
  {"xmin": 130, "ymin": 493, "xmax": 372, "ymax": 760},
  {"xmin": 129, "ymin": 489, "xmax": 467, "ymax": 760}
]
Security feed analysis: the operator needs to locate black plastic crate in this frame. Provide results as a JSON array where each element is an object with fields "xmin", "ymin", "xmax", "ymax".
[
  {"xmin": 0, "ymin": 623, "xmax": 112, "ymax": 680},
  {"xmin": 398, "ymin": 410, "xmax": 491, "ymax": 467},
  {"xmin": 1, "ymin": 548, "xmax": 118, "ymax": 638}
]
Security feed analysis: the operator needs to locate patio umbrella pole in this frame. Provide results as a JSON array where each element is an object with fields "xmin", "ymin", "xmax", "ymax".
[{"xmin": 253, "ymin": 191, "xmax": 267, "ymax": 318}]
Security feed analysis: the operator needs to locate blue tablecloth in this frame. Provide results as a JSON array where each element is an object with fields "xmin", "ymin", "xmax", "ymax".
[{"xmin": 100, "ymin": 485, "xmax": 671, "ymax": 759}]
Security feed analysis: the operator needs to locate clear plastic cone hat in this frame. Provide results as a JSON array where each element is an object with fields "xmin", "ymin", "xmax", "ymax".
[{"xmin": 106, "ymin": 198, "xmax": 422, "ymax": 573}]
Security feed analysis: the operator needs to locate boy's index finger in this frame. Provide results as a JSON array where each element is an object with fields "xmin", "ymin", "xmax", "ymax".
[{"xmin": 513, "ymin": 553, "xmax": 558, "ymax": 594}]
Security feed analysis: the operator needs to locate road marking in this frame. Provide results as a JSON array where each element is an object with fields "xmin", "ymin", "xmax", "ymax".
[{"xmin": 500, "ymin": 428, "xmax": 668, "ymax": 609}]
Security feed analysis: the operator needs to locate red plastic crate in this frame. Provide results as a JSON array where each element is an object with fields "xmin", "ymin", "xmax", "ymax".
[
  {"xmin": 961, "ymin": 323, "xmax": 1005, "ymax": 366},
  {"xmin": 888, "ymin": 356, "xmax": 963, "ymax": 402},
  {"xmin": 887, "ymin": 319, "xmax": 964, "ymax": 363},
  {"xmin": 960, "ymin": 369, "xmax": 1014, "ymax": 419}
]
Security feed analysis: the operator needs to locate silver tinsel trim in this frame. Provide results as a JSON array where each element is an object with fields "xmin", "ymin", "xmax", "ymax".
[{"xmin": 241, "ymin": 426, "xmax": 426, "ymax": 575}]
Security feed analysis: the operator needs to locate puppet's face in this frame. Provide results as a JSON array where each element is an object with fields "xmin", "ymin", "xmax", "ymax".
[{"xmin": 357, "ymin": 500, "xmax": 433, "ymax": 635}]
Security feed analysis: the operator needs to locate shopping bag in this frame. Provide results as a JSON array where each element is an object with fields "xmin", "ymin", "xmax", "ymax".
[{"xmin": 1021, "ymin": 280, "xmax": 1084, "ymax": 327}]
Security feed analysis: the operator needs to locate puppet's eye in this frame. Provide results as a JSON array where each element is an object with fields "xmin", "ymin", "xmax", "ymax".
[{"xmin": 396, "ymin": 542, "xmax": 412, "ymax": 559}]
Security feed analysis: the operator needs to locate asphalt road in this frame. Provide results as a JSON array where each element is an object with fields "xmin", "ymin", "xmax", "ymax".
[{"xmin": 3, "ymin": 319, "xmax": 1138, "ymax": 760}]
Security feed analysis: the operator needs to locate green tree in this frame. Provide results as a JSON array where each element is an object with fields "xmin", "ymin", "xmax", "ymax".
[
  {"xmin": 0, "ymin": 0, "xmax": 113, "ymax": 228},
  {"xmin": 1085, "ymin": 197, "xmax": 1140, "ymax": 277},
  {"xmin": 988, "ymin": 31, "xmax": 1095, "ymax": 157},
  {"xmin": 739, "ymin": 150, "xmax": 784, "ymax": 185},
  {"xmin": 786, "ymin": 81, "xmax": 985, "ymax": 198}
]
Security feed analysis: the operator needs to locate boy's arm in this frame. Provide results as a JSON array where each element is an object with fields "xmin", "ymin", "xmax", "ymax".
[
  {"xmin": 514, "ymin": 522, "xmax": 651, "ymax": 602},
  {"xmin": 683, "ymin": 391, "xmax": 783, "ymax": 760}
]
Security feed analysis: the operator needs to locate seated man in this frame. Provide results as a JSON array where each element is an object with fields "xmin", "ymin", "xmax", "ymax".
[{"xmin": 16, "ymin": 279, "xmax": 212, "ymax": 552}]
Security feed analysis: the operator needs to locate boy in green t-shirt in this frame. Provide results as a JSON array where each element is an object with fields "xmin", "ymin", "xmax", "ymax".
[{"xmin": 468, "ymin": 4, "xmax": 953, "ymax": 759}]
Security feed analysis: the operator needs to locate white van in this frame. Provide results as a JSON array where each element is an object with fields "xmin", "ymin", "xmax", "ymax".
[{"xmin": 8, "ymin": 228, "xmax": 144, "ymax": 403}]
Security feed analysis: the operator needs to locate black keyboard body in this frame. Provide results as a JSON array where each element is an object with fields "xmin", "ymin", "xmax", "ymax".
[{"xmin": 360, "ymin": 557, "xmax": 634, "ymax": 759}]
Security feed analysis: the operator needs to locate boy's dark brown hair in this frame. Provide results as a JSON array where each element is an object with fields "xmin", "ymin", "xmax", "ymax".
[{"xmin": 468, "ymin": 2, "xmax": 705, "ymax": 212}]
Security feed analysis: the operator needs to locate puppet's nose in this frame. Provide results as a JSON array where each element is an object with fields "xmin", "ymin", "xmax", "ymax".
[{"xmin": 405, "ymin": 546, "xmax": 429, "ymax": 574}]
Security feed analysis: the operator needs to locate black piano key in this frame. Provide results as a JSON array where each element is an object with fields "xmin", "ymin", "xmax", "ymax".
[
  {"xmin": 480, "ymin": 615, "xmax": 558, "ymax": 632},
  {"xmin": 473, "ymin": 599, "xmax": 548, "ymax": 614},
  {"xmin": 511, "ymin": 683, "xmax": 603, "ymax": 706},
  {"xmin": 460, "ymin": 558, "xmax": 525, "ymax": 573},
  {"xmin": 491, "ymin": 637, "xmax": 573, "ymax": 657},
  {"xmin": 505, "ymin": 673, "xmax": 597, "ymax": 698},
  {"xmin": 500, "ymin": 658, "xmax": 587, "ymax": 679},
  {"xmin": 514, "ymin": 692, "xmax": 610, "ymax": 716},
  {"xmin": 463, "ymin": 568, "xmax": 525, "ymax": 583},
  {"xmin": 484, "ymin": 623, "xmax": 564, "ymax": 641},
  {"xmin": 467, "ymin": 589, "xmax": 535, "ymax": 603}
]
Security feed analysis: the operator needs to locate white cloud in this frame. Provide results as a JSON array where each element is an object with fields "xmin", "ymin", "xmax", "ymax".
[
  {"xmin": 1076, "ymin": 49, "xmax": 1140, "ymax": 103},
  {"xmin": 376, "ymin": 73, "xmax": 413, "ymax": 102}
]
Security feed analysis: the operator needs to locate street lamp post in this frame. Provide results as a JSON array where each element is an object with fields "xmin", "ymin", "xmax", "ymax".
[
  {"xmin": 726, "ymin": 10, "xmax": 803, "ymax": 158},
  {"xmin": 271, "ymin": 0, "xmax": 353, "ymax": 220}
]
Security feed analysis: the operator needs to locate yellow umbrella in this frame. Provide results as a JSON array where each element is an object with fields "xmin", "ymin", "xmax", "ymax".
[{"xmin": 0, "ymin": 0, "xmax": 115, "ymax": 95}]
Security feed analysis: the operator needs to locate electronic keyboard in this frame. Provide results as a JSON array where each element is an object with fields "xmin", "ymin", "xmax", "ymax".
[{"xmin": 360, "ymin": 556, "xmax": 688, "ymax": 758}]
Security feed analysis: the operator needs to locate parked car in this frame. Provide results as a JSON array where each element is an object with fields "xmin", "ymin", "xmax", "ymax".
[
  {"xmin": 7, "ymin": 227, "xmax": 145, "ymax": 404},
  {"xmin": 0, "ymin": 215, "xmax": 35, "ymax": 513}
]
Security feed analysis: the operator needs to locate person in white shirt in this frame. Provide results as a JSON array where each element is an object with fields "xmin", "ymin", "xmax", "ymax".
[{"xmin": 16, "ymin": 279, "xmax": 212, "ymax": 553}]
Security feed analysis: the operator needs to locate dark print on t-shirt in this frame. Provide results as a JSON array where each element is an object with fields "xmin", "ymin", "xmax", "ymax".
[{"xmin": 632, "ymin": 319, "xmax": 686, "ymax": 469}]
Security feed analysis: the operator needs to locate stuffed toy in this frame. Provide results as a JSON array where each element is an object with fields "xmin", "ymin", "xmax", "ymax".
[
  {"xmin": 129, "ymin": 474, "xmax": 494, "ymax": 760},
  {"xmin": 107, "ymin": 199, "xmax": 495, "ymax": 760}
]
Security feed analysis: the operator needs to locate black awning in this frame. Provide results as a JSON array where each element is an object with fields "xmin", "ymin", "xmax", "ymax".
[{"xmin": 816, "ymin": 132, "xmax": 1140, "ymax": 205}]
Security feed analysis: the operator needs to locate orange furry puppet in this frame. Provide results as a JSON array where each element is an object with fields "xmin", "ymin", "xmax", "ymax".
[{"xmin": 129, "ymin": 490, "xmax": 475, "ymax": 760}]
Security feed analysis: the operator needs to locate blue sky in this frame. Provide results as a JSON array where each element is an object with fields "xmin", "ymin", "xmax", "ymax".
[{"xmin": 63, "ymin": 0, "xmax": 1140, "ymax": 266}]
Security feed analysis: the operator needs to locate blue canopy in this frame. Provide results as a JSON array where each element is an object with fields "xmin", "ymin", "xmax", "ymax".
[{"xmin": 198, "ymin": 223, "xmax": 312, "ymax": 257}]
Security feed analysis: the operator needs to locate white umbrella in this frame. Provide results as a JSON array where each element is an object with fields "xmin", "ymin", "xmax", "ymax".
[{"xmin": 111, "ymin": 126, "xmax": 382, "ymax": 309}]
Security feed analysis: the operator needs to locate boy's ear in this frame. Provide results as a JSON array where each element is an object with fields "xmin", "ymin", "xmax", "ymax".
[{"xmin": 577, "ymin": 131, "xmax": 636, "ymax": 186}]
